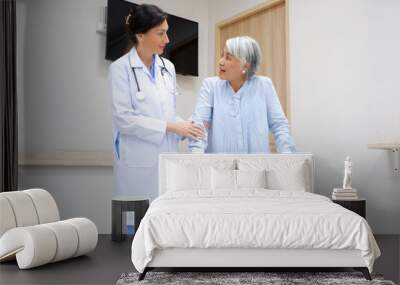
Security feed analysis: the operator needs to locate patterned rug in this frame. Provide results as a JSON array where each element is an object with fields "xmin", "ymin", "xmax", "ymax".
[{"xmin": 116, "ymin": 271, "xmax": 397, "ymax": 285}]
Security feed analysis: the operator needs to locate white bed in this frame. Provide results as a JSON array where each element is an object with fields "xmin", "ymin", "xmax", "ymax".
[{"xmin": 131, "ymin": 154, "xmax": 380, "ymax": 280}]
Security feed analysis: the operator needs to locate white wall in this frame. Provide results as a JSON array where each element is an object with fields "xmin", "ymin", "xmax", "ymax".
[
  {"xmin": 208, "ymin": 0, "xmax": 400, "ymax": 233},
  {"xmin": 17, "ymin": 0, "xmax": 400, "ymax": 234},
  {"xmin": 289, "ymin": 0, "xmax": 400, "ymax": 234}
]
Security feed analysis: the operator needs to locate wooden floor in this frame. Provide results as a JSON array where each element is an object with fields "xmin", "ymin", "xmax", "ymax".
[{"xmin": 0, "ymin": 235, "xmax": 398, "ymax": 285}]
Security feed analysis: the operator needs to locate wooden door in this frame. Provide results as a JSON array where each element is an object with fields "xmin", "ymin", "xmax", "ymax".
[{"xmin": 215, "ymin": 0, "xmax": 289, "ymax": 151}]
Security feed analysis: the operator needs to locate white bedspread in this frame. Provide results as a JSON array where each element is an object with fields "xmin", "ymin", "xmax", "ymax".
[{"xmin": 131, "ymin": 190, "xmax": 380, "ymax": 273}]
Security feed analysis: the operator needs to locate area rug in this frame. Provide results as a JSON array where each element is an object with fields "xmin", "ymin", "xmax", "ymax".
[{"xmin": 116, "ymin": 271, "xmax": 397, "ymax": 285}]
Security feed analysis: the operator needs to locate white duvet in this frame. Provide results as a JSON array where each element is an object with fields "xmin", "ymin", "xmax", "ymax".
[{"xmin": 131, "ymin": 190, "xmax": 380, "ymax": 273}]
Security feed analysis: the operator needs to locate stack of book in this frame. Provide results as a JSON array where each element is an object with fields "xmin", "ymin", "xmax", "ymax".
[{"xmin": 332, "ymin": 188, "xmax": 358, "ymax": 200}]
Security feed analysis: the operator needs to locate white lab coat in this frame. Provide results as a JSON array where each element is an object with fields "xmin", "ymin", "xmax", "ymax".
[{"xmin": 109, "ymin": 47, "xmax": 180, "ymax": 200}]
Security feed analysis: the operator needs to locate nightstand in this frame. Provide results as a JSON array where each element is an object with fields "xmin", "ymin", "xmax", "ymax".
[
  {"xmin": 332, "ymin": 198, "xmax": 366, "ymax": 218},
  {"xmin": 112, "ymin": 196, "xmax": 149, "ymax": 242}
]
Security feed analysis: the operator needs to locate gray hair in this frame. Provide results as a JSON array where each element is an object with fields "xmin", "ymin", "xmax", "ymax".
[{"xmin": 225, "ymin": 36, "xmax": 262, "ymax": 79}]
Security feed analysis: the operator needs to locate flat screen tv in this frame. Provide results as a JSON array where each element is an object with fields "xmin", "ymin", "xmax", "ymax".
[{"xmin": 106, "ymin": 0, "xmax": 198, "ymax": 76}]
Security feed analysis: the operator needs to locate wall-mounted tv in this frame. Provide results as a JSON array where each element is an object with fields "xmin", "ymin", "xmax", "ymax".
[{"xmin": 106, "ymin": 0, "xmax": 198, "ymax": 76}]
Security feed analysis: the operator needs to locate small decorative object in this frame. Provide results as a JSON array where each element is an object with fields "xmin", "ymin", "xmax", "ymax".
[
  {"xmin": 332, "ymin": 156, "xmax": 358, "ymax": 200},
  {"xmin": 126, "ymin": 211, "xmax": 135, "ymax": 236},
  {"xmin": 342, "ymin": 156, "xmax": 352, "ymax": 190},
  {"xmin": 122, "ymin": 211, "xmax": 134, "ymax": 235}
]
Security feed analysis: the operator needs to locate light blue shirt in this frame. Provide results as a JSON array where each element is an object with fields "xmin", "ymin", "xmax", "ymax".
[
  {"xmin": 189, "ymin": 76, "xmax": 296, "ymax": 153},
  {"xmin": 149, "ymin": 55, "xmax": 156, "ymax": 80}
]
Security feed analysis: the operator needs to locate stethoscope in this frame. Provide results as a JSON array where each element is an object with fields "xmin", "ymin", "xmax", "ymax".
[{"xmin": 130, "ymin": 55, "xmax": 169, "ymax": 101}]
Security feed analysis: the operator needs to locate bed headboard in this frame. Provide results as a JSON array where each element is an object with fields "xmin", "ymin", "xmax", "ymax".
[{"xmin": 159, "ymin": 153, "xmax": 314, "ymax": 195}]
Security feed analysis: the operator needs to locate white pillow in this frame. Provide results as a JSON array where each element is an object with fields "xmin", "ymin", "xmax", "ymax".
[
  {"xmin": 211, "ymin": 168, "xmax": 268, "ymax": 190},
  {"xmin": 166, "ymin": 162, "xmax": 212, "ymax": 191},
  {"xmin": 212, "ymin": 168, "xmax": 236, "ymax": 190},
  {"xmin": 266, "ymin": 162, "xmax": 307, "ymax": 191},
  {"xmin": 238, "ymin": 159, "xmax": 309, "ymax": 191},
  {"xmin": 236, "ymin": 169, "xmax": 268, "ymax": 189}
]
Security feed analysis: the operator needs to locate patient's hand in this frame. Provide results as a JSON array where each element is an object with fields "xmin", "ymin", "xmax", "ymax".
[{"xmin": 167, "ymin": 121, "xmax": 204, "ymax": 140}]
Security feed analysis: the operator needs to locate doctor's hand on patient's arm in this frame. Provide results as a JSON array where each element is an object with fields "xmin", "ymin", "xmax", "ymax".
[{"xmin": 166, "ymin": 121, "xmax": 204, "ymax": 140}]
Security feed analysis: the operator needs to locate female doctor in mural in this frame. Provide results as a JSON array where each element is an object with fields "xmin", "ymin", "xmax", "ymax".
[{"xmin": 109, "ymin": 4, "xmax": 203, "ymax": 200}]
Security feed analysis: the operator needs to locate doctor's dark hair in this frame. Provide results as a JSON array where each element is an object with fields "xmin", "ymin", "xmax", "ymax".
[{"xmin": 125, "ymin": 4, "xmax": 168, "ymax": 47}]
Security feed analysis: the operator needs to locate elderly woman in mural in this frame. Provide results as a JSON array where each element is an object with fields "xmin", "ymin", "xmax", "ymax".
[{"xmin": 189, "ymin": 36, "xmax": 295, "ymax": 153}]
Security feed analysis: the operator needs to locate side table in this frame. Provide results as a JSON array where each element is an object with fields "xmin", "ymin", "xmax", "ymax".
[
  {"xmin": 332, "ymin": 198, "xmax": 366, "ymax": 218},
  {"xmin": 112, "ymin": 196, "xmax": 149, "ymax": 242}
]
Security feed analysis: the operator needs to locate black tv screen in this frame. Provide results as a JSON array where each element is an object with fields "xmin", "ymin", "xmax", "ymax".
[{"xmin": 106, "ymin": 0, "xmax": 198, "ymax": 76}]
